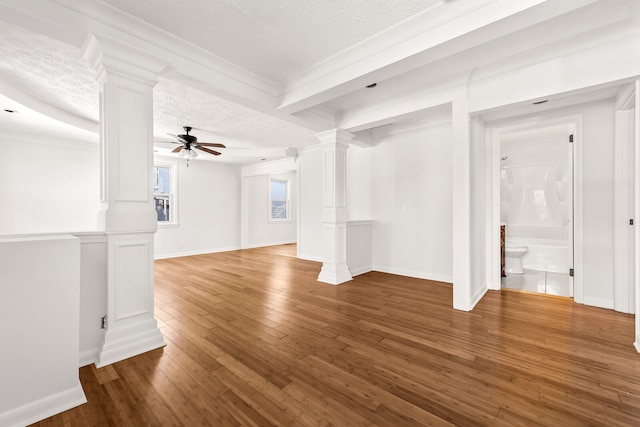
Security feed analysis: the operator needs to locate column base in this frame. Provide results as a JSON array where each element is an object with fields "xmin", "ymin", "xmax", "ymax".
[
  {"xmin": 96, "ymin": 315, "xmax": 165, "ymax": 368},
  {"xmin": 318, "ymin": 262, "xmax": 353, "ymax": 285}
]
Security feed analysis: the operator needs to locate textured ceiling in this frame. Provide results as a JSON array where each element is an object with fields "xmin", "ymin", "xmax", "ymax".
[
  {"xmin": 101, "ymin": 0, "xmax": 442, "ymax": 83},
  {"xmin": 0, "ymin": 20, "xmax": 99, "ymax": 123},
  {"xmin": 0, "ymin": 19, "xmax": 316, "ymax": 155},
  {"xmin": 0, "ymin": 0, "xmax": 637, "ymax": 164},
  {"xmin": 154, "ymin": 78, "xmax": 316, "ymax": 149}
]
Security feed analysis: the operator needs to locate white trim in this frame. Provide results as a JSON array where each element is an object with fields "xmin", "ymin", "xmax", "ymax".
[
  {"xmin": 268, "ymin": 177, "xmax": 291, "ymax": 222},
  {"xmin": 298, "ymin": 254, "xmax": 323, "ymax": 263},
  {"xmin": 153, "ymin": 161, "xmax": 179, "ymax": 226},
  {"xmin": 96, "ymin": 316, "xmax": 166, "ymax": 368},
  {"xmin": 635, "ymin": 341, "xmax": 640, "ymax": 353},
  {"xmin": 154, "ymin": 245, "xmax": 241, "ymax": 260},
  {"xmin": 79, "ymin": 348, "xmax": 99, "ymax": 367},
  {"xmin": 242, "ymin": 158, "xmax": 297, "ymax": 177},
  {"xmin": 614, "ymin": 108, "xmax": 635, "ymax": 313},
  {"xmin": 350, "ymin": 265, "xmax": 373, "ymax": 277},
  {"xmin": 635, "ymin": 80, "xmax": 640, "ymax": 347},
  {"xmin": 244, "ymin": 240, "xmax": 296, "ymax": 249},
  {"xmin": 470, "ymin": 285, "xmax": 489, "ymax": 311},
  {"xmin": 0, "ymin": 383, "xmax": 86, "ymax": 427},
  {"xmin": 486, "ymin": 113, "xmax": 582, "ymax": 301},
  {"xmin": 0, "ymin": 130, "xmax": 99, "ymax": 150},
  {"xmin": 583, "ymin": 297, "xmax": 615, "ymax": 310},
  {"xmin": 615, "ymin": 83, "xmax": 636, "ymax": 110},
  {"xmin": 373, "ymin": 265, "xmax": 453, "ymax": 284}
]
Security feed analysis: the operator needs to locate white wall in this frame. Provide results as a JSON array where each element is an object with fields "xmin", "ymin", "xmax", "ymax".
[
  {"xmin": 0, "ymin": 133, "xmax": 99, "ymax": 235},
  {"xmin": 77, "ymin": 233, "xmax": 107, "ymax": 367},
  {"xmin": 244, "ymin": 170, "xmax": 297, "ymax": 247},
  {"xmin": 297, "ymin": 123, "xmax": 453, "ymax": 281},
  {"xmin": 154, "ymin": 157, "xmax": 241, "ymax": 258},
  {"xmin": 347, "ymin": 145, "xmax": 373, "ymax": 221},
  {"xmin": 297, "ymin": 147, "xmax": 324, "ymax": 261},
  {"xmin": 470, "ymin": 117, "xmax": 487, "ymax": 302},
  {"xmin": 581, "ymin": 100, "xmax": 616, "ymax": 308},
  {"xmin": 370, "ymin": 122, "xmax": 453, "ymax": 282},
  {"xmin": 0, "ymin": 235, "xmax": 86, "ymax": 427}
]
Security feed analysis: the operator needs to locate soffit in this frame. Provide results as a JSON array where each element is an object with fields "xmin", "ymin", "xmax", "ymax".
[
  {"xmin": 325, "ymin": 0, "xmax": 637, "ymax": 117},
  {"xmin": 100, "ymin": 0, "xmax": 442, "ymax": 84}
]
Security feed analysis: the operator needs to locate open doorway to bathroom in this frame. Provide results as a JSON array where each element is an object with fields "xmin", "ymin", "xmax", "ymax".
[{"xmin": 499, "ymin": 123, "xmax": 574, "ymax": 297}]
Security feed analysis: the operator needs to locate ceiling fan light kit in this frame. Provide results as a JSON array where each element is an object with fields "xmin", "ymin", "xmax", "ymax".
[{"xmin": 169, "ymin": 126, "xmax": 225, "ymax": 166}]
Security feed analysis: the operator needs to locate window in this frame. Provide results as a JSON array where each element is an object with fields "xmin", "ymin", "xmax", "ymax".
[
  {"xmin": 269, "ymin": 178, "xmax": 289, "ymax": 221},
  {"xmin": 153, "ymin": 164, "xmax": 176, "ymax": 225}
]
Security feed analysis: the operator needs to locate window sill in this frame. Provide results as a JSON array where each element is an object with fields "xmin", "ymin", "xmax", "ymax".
[
  {"xmin": 158, "ymin": 222, "xmax": 180, "ymax": 229},
  {"xmin": 268, "ymin": 219, "xmax": 291, "ymax": 224}
]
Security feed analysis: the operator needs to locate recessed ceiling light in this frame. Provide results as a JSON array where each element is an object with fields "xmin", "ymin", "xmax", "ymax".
[
  {"xmin": 3, "ymin": 109, "xmax": 18, "ymax": 113},
  {"xmin": 532, "ymin": 100, "xmax": 548, "ymax": 105},
  {"xmin": 366, "ymin": 83, "xmax": 377, "ymax": 88}
]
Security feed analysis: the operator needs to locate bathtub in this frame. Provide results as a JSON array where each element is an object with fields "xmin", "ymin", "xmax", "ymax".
[{"xmin": 506, "ymin": 225, "xmax": 569, "ymax": 274}]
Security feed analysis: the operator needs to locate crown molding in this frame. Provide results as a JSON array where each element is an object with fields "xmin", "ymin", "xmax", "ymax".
[
  {"xmin": 241, "ymin": 157, "xmax": 297, "ymax": 177},
  {"xmin": 1, "ymin": 1, "xmax": 281, "ymax": 108},
  {"xmin": 0, "ymin": 130, "xmax": 98, "ymax": 150}
]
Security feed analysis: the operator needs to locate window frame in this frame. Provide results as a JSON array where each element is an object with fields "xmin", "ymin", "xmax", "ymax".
[
  {"xmin": 268, "ymin": 177, "xmax": 290, "ymax": 222},
  {"xmin": 153, "ymin": 162, "xmax": 178, "ymax": 228}
]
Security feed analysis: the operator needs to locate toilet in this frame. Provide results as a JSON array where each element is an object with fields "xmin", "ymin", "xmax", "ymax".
[{"xmin": 505, "ymin": 246, "xmax": 528, "ymax": 274}]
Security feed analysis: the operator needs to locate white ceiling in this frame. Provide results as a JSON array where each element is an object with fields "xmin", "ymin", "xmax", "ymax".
[
  {"xmin": 0, "ymin": 0, "xmax": 638, "ymax": 164},
  {"xmin": 101, "ymin": 0, "xmax": 442, "ymax": 83}
]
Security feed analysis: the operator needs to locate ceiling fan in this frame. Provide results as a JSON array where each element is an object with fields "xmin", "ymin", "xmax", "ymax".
[{"xmin": 168, "ymin": 126, "xmax": 226, "ymax": 162}]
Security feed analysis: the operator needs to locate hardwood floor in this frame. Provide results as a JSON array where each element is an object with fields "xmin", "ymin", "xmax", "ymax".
[{"xmin": 33, "ymin": 244, "xmax": 640, "ymax": 426}]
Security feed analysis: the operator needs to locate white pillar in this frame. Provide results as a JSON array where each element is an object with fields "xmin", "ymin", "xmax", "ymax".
[
  {"xmin": 316, "ymin": 129, "xmax": 354, "ymax": 285},
  {"xmin": 82, "ymin": 34, "xmax": 167, "ymax": 367},
  {"xmin": 452, "ymin": 95, "xmax": 473, "ymax": 311}
]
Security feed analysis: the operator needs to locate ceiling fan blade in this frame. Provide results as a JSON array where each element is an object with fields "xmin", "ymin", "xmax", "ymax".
[
  {"xmin": 197, "ymin": 142, "xmax": 226, "ymax": 148},
  {"xmin": 197, "ymin": 146, "xmax": 222, "ymax": 156},
  {"xmin": 171, "ymin": 146, "xmax": 184, "ymax": 153},
  {"xmin": 168, "ymin": 133, "xmax": 188, "ymax": 143}
]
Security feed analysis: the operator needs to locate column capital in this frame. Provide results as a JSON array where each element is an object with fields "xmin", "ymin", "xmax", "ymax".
[
  {"xmin": 314, "ymin": 129, "xmax": 355, "ymax": 147},
  {"xmin": 82, "ymin": 33, "xmax": 168, "ymax": 85}
]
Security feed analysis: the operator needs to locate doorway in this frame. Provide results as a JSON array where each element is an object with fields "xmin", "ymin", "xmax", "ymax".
[
  {"xmin": 487, "ymin": 115, "xmax": 581, "ymax": 299},
  {"xmin": 498, "ymin": 123, "xmax": 574, "ymax": 297}
]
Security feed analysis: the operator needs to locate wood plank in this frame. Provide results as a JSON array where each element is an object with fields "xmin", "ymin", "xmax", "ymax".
[{"xmin": 31, "ymin": 244, "xmax": 640, "ymax": 426}]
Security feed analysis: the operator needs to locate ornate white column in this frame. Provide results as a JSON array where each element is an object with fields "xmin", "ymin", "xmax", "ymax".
[
  {"xmin": 316, "ymin": 129, "xmax": 354, "ymax": 285},
  {"xmin": 82, "ymin": 34, "xmax": 167, "ymax": 367}
]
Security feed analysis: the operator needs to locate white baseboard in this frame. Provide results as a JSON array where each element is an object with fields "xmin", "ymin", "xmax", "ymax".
[
  {"xmin": 372, "ymin": 265, "xmax": 453, "ymax": 284},
  {"xmin": 243, "ymin": 240, "xmax": 296, "ymax": 249},
  {"xmin": 79, "ymin": 348, "xmax": 99, "ymax": 367},
  {"xmin": 96, "ymin": 316, "xmax": 166, "ymax": 368},
  {"xmin": 0, "ymin": 382, "xmax": 86, "ymax": 427},
  {"xmin": 634, "ymin": 340, "xmax": 640, "ymax": 353},
  {"xmin": 350, "ymin": 265, "xmax": 373, "ymax": 276},
  {"xmin": 298, "ymin": 254, "xmax": 323, "ymax": 263},
  {"xmin": 582, "ymin": 297, "xmax": 615, "ymax": 310},
  {"xmin": 470, "ymin": 284, "xmax": 489, "ymax": 310},
  {"xmin": 154, "ymin": 246, "xmax": 241, "ymax": 260}
]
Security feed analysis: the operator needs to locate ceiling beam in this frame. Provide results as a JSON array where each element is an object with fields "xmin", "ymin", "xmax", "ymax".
[
  {"xmin": 0, "ymin": 0, "xmax": 333, "ymax": 133},
  {"xmin": 277, "ymin": 0, "xmax": 600, "ymax": 115}
]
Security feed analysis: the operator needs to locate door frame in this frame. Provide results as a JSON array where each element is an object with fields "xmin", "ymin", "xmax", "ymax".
[
  {"xmin": 615, "ymin": 84, "xmax": 637, "ymax": 314},
  {"xmin": 485, "ymin": 114, "xmax": 583, "ymax": 300}
]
